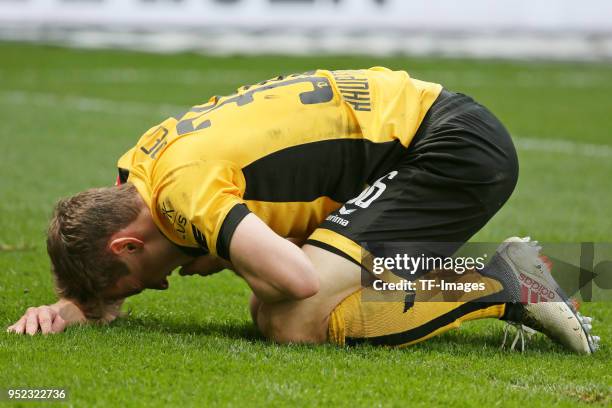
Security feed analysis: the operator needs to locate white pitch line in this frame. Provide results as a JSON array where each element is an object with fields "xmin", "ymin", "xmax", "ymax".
[
  {"xmin": 416, "ymin": 70, "xmax": 612, "ymax": 89},
  {"xmin": 0, "ymin": 90, "xmax": 186, "ymax": 117},
  {"xmin": 1, "ymin": 89, "xmax": 611, "ymax": 159},
  {"xmin": 513, "ymin": 137, "xmax": 612, "ymax": 159},
  {"xmin": 0, "ymin": 67, "xmax": 260, "ymax": 86}
]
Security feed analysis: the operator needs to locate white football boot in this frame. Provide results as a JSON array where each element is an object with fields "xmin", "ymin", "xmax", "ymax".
[{"xmin": 490, "ymin": 237, "xmax": 599, "ymax": 353}]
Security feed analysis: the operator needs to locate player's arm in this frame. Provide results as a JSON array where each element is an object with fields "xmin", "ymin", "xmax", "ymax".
[
  {"xmin": 157, "ymin": 161, "xmax": 318, "ymax": 301},
  {"xmin": 228, "ymin": 213, "xmax": 320, "ymax": 303},
  {"xmin": 179, "ymin": 254, "xmax": 231, "ymax": 277},
  {"xmin": 7, "ymin": 298, "xmax": 124, "ymax": 335}
]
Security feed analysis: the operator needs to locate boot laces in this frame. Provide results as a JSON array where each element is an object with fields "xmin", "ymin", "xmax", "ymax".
[{"xmin": 501, "ymin": 322, "xmax": 536, "ymax": 352}]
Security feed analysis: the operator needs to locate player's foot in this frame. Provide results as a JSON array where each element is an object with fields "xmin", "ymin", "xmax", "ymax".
[{"xmin": 488, "ymin": 237, "xmax": 599, "ymax": 354}]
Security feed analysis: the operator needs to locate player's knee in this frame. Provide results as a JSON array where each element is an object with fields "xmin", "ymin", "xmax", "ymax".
[
  {"xmin": 256, "ymin": 304, "xmax": 325, "ymax": 344},
  {"xmin": 256, "ymin": 307, "xmax": 293, "ymax": 343},
  {"xmin": 269, "ymin": 325, "xmax": 324, "ymax": 345}
]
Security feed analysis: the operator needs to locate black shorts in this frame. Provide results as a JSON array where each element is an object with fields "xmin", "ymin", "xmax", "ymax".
[{"xmin": 306, "ymin": 89, "xmax": 519, "ymax": 266}]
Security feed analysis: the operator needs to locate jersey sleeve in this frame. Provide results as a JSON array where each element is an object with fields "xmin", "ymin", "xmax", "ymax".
[{"xmin": 155, "ymin": 160, "xmax": 250, "ymax": 260}]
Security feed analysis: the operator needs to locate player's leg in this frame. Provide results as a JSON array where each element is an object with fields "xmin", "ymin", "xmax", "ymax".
[
  {"xmin": 254, "ymin": 237, "xmax": 598, "ymax": 353},
  {"xmin": 327, "ymin": 238, "xmax": 599, "ymax": 352},
  {"xmin": 256, "ymin": 90, "xmax": 517, "ymax": 345},
  {"xmin": 256, "ymin": 90, "xmax": 596, "ymax": 352},
  {"xmin": 254, "ymin": 241, "xmax": 506, "ymax": 346},
  {"xmin": 301, "ymin": 90, "xmax": 519, "ymax": 347},
  {"xmin": 254, "ymin": 244, "xmax": 361, "ymax": 344}
]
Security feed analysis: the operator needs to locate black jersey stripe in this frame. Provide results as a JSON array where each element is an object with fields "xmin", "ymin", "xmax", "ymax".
[
  {"xmin": 216, "ymin": 203, "xmax": 251, "ymax": 261},
  {"xmin": 242, "ymin": 139, "xmax": 407, "ymax": 203}
]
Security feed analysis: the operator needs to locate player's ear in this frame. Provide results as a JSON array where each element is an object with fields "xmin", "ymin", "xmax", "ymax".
[{"xmin": 109, "ymin": 237, "xmax": 144, "ymax": 255}]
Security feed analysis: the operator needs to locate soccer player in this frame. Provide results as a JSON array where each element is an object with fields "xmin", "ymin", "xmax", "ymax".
[{"xmin": 6, "ymin": 68, "xmax": 598, "ymax": 353}]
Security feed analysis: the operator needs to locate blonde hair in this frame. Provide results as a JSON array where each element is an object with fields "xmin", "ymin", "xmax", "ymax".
[{"xmin": 47, "ymin": 183, "xmax": 141, "ymax": 318}]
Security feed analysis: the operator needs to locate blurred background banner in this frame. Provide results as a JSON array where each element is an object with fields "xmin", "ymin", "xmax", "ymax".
[{"xmin": 1, "ymin": 0, "xmax": 612, "ymax": 60}]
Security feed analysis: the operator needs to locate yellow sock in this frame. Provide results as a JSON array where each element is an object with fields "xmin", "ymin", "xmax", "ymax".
[{"xmin": 328, "ymin": 271, "xmax": 506, "ymax": 347}]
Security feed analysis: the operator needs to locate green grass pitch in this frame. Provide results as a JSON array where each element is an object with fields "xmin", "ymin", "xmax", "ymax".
[{"xmin": 0, "ymin": 42, "xmax": 610, "ymax": 407}]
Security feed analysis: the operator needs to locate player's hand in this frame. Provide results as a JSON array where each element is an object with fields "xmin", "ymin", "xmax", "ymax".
[
  {"xmin": 179, "ymin": 255, "xmax": 231, "ymax": 277},
  {"xmin": 6, "ymin": 300, "xmax": 86, "ymax": 335}
]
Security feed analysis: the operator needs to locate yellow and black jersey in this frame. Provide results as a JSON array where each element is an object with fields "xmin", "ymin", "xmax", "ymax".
[{"xmin": 117, "ymin": 67, "xmax": 442, "ymax": 260}]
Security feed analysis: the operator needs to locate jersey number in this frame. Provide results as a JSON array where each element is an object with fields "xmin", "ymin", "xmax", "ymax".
[
  {"xmin": 339, "ymin": 171, "xmax": 398, "ymax": 215},
  {"xmin": 176, "ymin": 74, "xmax": 334, "ymax": 136}
]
